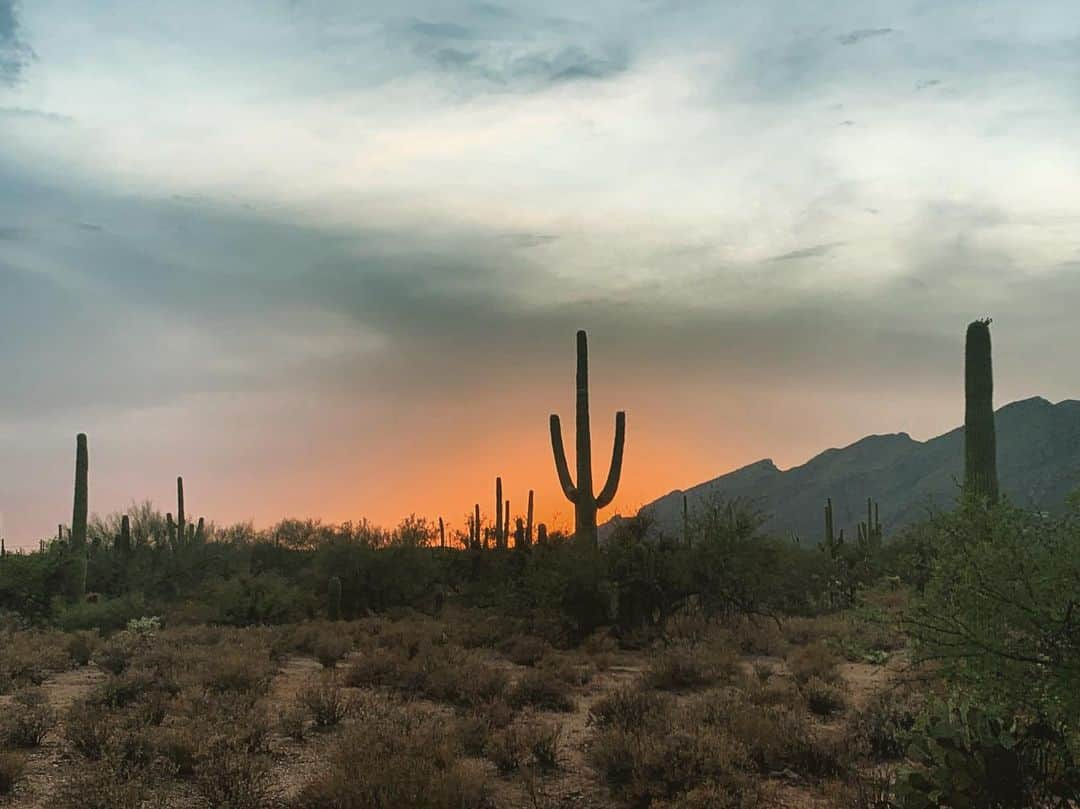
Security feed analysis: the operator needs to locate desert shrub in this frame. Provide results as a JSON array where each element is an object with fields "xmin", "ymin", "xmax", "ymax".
[
  {"xmin": 589, "ymin": 687, "xmax": 671, "ymax": 731},
  {"xmin": 314, "ymin": 632, "xmax": 352, "ymax": 668},
  {"xmin": 0, "ymin": 750, "xmax": 26, "ymax": 796},
  {"xmin": 345, "ymin": 647, "xmax": 403, "ymax": 688},
  {"xmin": 510, "ymin": 668, "xmax": 575, "ymax": 712},
  {"xmin": 485, "ymin": 725, "xmax": 530, "ymax": 774},
  {"xmin": 0, "ymin": 631, "xmax": 68, "ymax": 689},
  {"xmin": 300, "ymin": 678, "xmax": 353, "ymax": 728},
  {"xmin": 851, "ymin": 686, "xmax": 924, "ymax": 760},
  {"xmin": 589, "ymin": 724, "xmax": 754, "ymax": 807},
  {"xmin": 200, "ymin": 648, "xmax": 275, "ymax": 695},
  {"xmin": 787, "ymin": 641, "xmax": 843, "ymax": 685},
  {"xmin": 291, "ymin": 701, "xmax": 491, "ymax": 809},
  {"xmin": 801, "ymin": 676, "xmax": 849, "ymax": 717},
  {"xmin": 64, "ymin": 698, "xmax": 117, "ymax": 759},
  {"xmin": 278, "ymin": 702, "xmax": 308, "ymax": 741},
  {"xmin": 537, "ymin": 653, "xmax": 594, "ymax": 687},
  {"xmin": 66, "ymin": 630, "xmax": 99, "ymax": 666},
  {"xmin": 193, "ymin": 744, "xmax": 276, "ymax": 809},
  {"xmin": 724, "ymin": 616, "xmax": 787, "ymax": 657},
  {"xmin": 150, "ymin": 724, "xmax": 202, "ymax": 777},
  {"xmin": 528, "ymin": 721, "xmax": 562, "ymax": 772},
  {"xmin": 457, "ymin": 698, "xmax": 515, "ymax": 756},
  {"xmin": 92, "ymin": 670, "xmax": 164, "ymax": 709},
  {"xmin": 1, "ymin": 687, "xmax": 56, "ymax": 746},
  {"xmin": 502, "ymin": 635, "xmax": 549, "ymax": 667},
  {"xmin": 52, "ymin": 765, "xmax": 145, "ymax": 809},
  {"xmin": 644, "ymin": 646, "xmax": 737, "ymax": 691}
]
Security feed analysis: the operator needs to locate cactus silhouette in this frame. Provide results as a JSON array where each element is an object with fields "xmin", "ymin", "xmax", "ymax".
[
  {"xmin": 964, "ymin": 319, "xmax": 999, "ymax": 503},
  {"xmin": 550, "ymin": 330, "xmax": 626, "ymax": 545},
  {"xmin": 176, "ymin": 477, "xmax": 185, "ymax": 546},
  {"xmin": 503, "ymin": 500, "xmax": 510, "ymax": 549},
  {"xmin": 526, "ymin": 490, "xmax": 534, "ymax": 546},
  {"xmin": 537, "ymin": 523, "xmax": 548, "ymax": 545},
  {"xmin": 438, "ymin": 517, "xmax": 445, "ymax": 548},
  {"xmin": 118, "ymin": 515, "xmax": 132, "ymax": 556},
  {"xmin": 495, "ymin": 477, "xmax": 504, "ymax": 549},
  {"xmin": 71, "ymin": 433, "xmax": 88, "ymax": 550},
  {"xmin": 328, "ymin": 575, "xmax": 342, "ymax": 621}
]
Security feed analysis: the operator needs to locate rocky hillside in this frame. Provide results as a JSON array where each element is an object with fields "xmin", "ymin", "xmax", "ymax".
[{"xmin": 603, "ymin": 397, "xmax": 1080, "ymax": 543}]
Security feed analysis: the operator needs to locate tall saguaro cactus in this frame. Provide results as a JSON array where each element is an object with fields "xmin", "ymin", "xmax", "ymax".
[
  {"xmin": 71, "ymin": 433, "xmax": 89, "ymax": 550},
  {"xmin": 176, "ymin": 477, "xmax": 186, "ymax": 545},
  {"xmin": 964, "ymin": 319, "xmax": 999, "ymax": 503},
  {"xmin": 495, "ymin": 477, "xmax": 504, "ymax": 549},
  {"xmin": 526, "ymin": 490, "xmax": 534, "ymax": 546},
  {"xmin": 550, "ymin": 330, "xmax": 626, "ymax": 546}
]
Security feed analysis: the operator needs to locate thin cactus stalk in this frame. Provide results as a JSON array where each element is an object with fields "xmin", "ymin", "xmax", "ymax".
[
  {"xmin": 823, "ymin": 498, "xmax": 835, "ymax": 552},
  {"xmin": 526, "ymin": 490, "xmax": 534, "ymax": 545},
  {"xmin": 1, "ymin": 537, "xmax": 5, "ymax": 559},
  {"xmin": 537, "ymin": 523, "xmax": 548, "ymax": 545},
  {"xmin": 495, "ymin": 477, "xmax": 503, "ymax": 549},
  {"xmin": 514, "ymin": 517, "xmax": 526, "ymax": 550},
  {"xmin": 550, "ymin": 330, "xmax": 626, "ymax": 546},
  {"xmin": 166, "ymin": 513, "xmax": 176, "ymax": 547},
  {"xmin": 503, "ymin": 500, "xmax": 510, "ymax": 549},
  {"xmin": 71, "ymin": 433, "xmax": 88, "ymax": 550},
  {"xmin": 439, "ymin": 517, "xmax": 445, "ymax": 548},
  {"xmin": 194, "ymin": 517, "xmax": 205, "ymax": 543},
  {"xmin": 328, "ymin": 575, "xmax": 342, "ymax": 621},
  {"xmin": 118, "ymin": 515, "xmax": 131, "ymax": 556},
  {"xmin": 474, "ymin": 503, "xmax": 481, "ymax": 549},
  {"xmin": 176, "ymin": 477, "xmax": 186, "ymax": 546},
  {"xmin": 964, "ymin": 318, "xmax": 999, "ymax": 503}
]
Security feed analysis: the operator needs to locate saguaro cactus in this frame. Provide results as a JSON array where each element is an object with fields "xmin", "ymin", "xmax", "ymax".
[
  {"xmin": 550, "ymin": 330, "xmax": 626, "ymax": 546},
  {"xmin": 964, "ymin": 319, "xmax": 999, "ymax": 503},
  {"xmin": 537, "ymin": 523, "xmax": 548, "ymax": 545},
  {"xmin": 495, "ymin": 477, "xmax": 504, "ymax": 549},
  {"xmin": 503, "ymin": 500, "xmax": 510, "ymax": 549},
  {"xmin": 71, "ymin": 433, "xmax": 89, "ymax": 550},
  {"xmin": 439, "ymin": 517, "xmax": 446, "ymax": 548},
  {"xmin": 176, "ymin": 477, "xmax": 186, "ymax": 545},
  {"xmin": 118, "ymin": 515, "xmax": 132, "ymax": 556},
  {"xmin": 328, "ymin": 575, "xmax": 343, "ymax": 620},
  {"xmin": 526, "ymin": 490, "xmax": 534, "ymax": 546},
  {"xmin": 473, "ymin": 504, "xmax": 481, "ymax": 549}
]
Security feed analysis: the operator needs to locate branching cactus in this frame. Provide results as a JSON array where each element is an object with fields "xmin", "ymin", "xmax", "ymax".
[
  {"xmin": 964, "ymin": 319, "xmax": 999, "ymax": 503},
  {"xmin": 550, "ymin": 330, "xmax": 626, "ymax": 546}
]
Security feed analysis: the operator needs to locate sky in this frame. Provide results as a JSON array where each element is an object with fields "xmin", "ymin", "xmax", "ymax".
[{"xmin": 2, "ymin": 0, "xmax": 1079, "ymax": 546}]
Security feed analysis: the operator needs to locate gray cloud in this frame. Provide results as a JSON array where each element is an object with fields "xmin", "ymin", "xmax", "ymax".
[
  {"xmin": 0, "ymin": 0, "xmax": 31, "ymax": 85},
  {"xmin": 837, "ymin": 28, "xmax": 894, "ymax": 46},
  {"xmin": 767, "ymin": 243, "xmax": 845, "ymax": 262}
]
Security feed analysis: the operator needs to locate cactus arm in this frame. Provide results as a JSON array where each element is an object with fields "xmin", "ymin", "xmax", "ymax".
[
  {"xmin": 595, "ymin": 411, "xmax": 625, "ymax": 509},
  {"xmin": 549, "ymin": 414, "xmax": 578, "ymax": 501}
]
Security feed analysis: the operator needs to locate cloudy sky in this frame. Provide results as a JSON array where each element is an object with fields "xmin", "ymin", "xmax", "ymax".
[{"xmin": 2, "ymin": 0, "xmax": 1079, "ymax": 545}]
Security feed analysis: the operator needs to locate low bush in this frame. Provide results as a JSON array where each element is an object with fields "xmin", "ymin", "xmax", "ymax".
[
  {"xmin": 1, "ymin": 687, "xmax": 56, "ymax": 746},
  {"xmin": 786, "ymin": 642, "xmax": 843, "ymax": 685},
  {"xmin": 644, "ymin": 646, "xmax": 738, "ymax": 691},
  {"xmin": 0, "ymin": 750, "xmax": 26, "ymax": 797},
  {"xmin": 300, "ymin": 678, "xmax": 353, "ymax": 728},
  {"xmin": 801, "ymin": 676, "xmax": 849, "ymax": 718},
  {"xmin": 509, "ymin": 668, "xmax": 575, "ymax": 712}
]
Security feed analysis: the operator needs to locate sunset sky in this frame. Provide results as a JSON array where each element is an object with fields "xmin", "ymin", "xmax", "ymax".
[{"xmin": 2, "ymin": 1, "xmax": 1079, "ymax": 546}]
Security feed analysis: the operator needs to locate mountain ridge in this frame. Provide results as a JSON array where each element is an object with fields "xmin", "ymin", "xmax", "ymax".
[{"xmin": 602, "ymin": 396, "xmax": 1080, "ymax": 542}]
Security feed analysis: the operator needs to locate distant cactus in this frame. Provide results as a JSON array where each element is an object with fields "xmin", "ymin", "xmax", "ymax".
[
  {"xmin": 438, "ymin": 517, "xmax": 446, "ymax": 548},
  {"xmin": 964, "ymin": 319, "xmax": 999, "ymax": 503},
  {"xmin": 823, "ymin": 498, "xmax": 835, "ymax": 549},
  {"xmin": 166, "ymin": 513, "xmax": 176, "ymax": 547},
  {"xmin": 71, "ymin": 433, "xmax": 88, "ymax": 550},
  {"xmin": 328, "ymin": 575, "xmax": 342, "ymax": 621},
  {"xmin": 118, "ymin": 515, "xmax": 132, "ymax": 556},
  {"xmin": 526, "ymin": 490, "xmax": 534, "ymax": 546},
  {"xmin": 495, "ymin": 477, "xmax": 504, "ymax": 549},
  {"xmin": 515, "ymin": 518, "xmax": 526, "ymax": 550},
  {"xmin": 503, "ymin": 500, "xmax": 510, "ymax": 549},
  {"xmin": 550, "ymin": 330, "xmax": 626, "ymax": 546},
  {"xmin": 537, "ymin": 523, "xmax": 548, "ymax": 545},
  {"xmin": 1, "ymin": 537, "xmax": 5, "ymax": 559},
  {"xmin": 177, "ymin": 477, "xmax": 185, "ymax": 546},
  {"xmin": 195, "ymin": 517, "xmax": 205, "ymax": 543},
  {"xmin": 857, "ymin": 498, "xmax": 883, "ymax": 548}
]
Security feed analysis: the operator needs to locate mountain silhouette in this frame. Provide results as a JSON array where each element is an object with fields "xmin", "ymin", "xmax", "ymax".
[{"xmin": 602, "ymin": 397, "xmax": 1080, "ymax": 543}]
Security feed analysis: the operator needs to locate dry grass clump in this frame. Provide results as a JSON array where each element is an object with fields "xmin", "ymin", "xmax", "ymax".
[
  {"xmin": 0, "ymin": 630, "xmax": 70, "ymax": 690},
  {"xmin": 0, "ymin": 750, "xmax": 26, "ymax": 797},
  {"xmin": 52, "ymin": 764, "xmax": 146, "ymax": 809},
  {"xmin": 644, "ymin": 645, "xmax": 739, "ymax": 692},
  {"xmin": 501, "ymin": 634, "xmax": 549, "ymax": 667},
  {"xmin": 1, "ymin": 687, "xmax": 56, "ymax": 746},
  {"xmin": 485, "ymin": 720, "xmax": 562, "ymax": 775},
  {"xmin": 509, "ymin": 667, "xmax": 576, "ymax": 712},
  {"xmin": 291, "ymin": 699, "xmax": 493, "ymax": 809},
  {"xmin": 848, "ymin": 685, "xmax": 924, "ymax": 760},
  {"xmin": 590, "ymin": 681, "xmax": 850, "ymax": 807},
  {"xmin": 192, "ymin": 740, "xmax": 276, "ymax": 809},
  {"xmin": 786, "ymin": 641, "xmax": 843, "ymax": 685},
  {"xmin": 800, "ymin": 676, "xmax": 849, "ymax": 718},
  {"xmin": 300, "ymin": 676, "xmax": 354, "ymax": 728}
]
